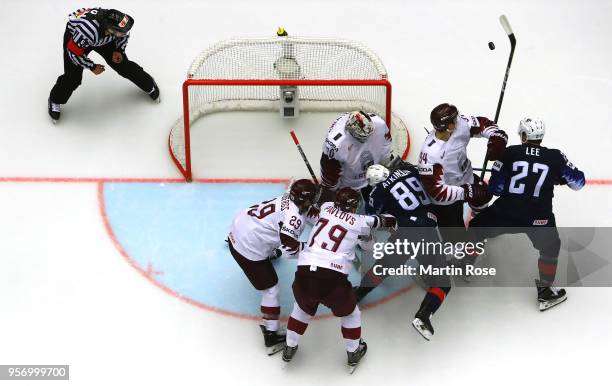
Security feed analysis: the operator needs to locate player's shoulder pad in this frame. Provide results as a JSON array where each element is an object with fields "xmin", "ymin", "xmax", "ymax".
[
  {"xmin": 280, "ymin": 222, "xmax": 300, "ymax": 238},
  {"xmin": 280, "ymin": 194, "xmax": 293, "ymax": 212},
  {"xmin": 491, "ymin": 160, "xmax": 503, "ymax": 172},
  {"xmin": 370, "ymin": 113, "xmax": 387, "ymax": 127},
  {"xmin": 458, "ymin": 114, "xmax": 479, "ymax": 128},
  {"xmin": 418, "ymin": 164, "xmax": 434, "ymax": 176},
  {"xmin": 556, "ymin": 149, "xmax": 575, "ymax": 169},
  {"xmin": 323, "ymin": 117, "xmax": 349, "ymax": 154}
]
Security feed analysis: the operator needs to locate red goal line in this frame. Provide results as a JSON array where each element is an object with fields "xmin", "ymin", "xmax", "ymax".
[{"xmin": 0, "ymin": 177, "xmax": 610, "ymax": 185}]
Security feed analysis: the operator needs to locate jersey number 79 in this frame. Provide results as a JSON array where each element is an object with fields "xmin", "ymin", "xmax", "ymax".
[{"xmin": 308, "ymin": 218, "xmax": 347, "ymax": 252}]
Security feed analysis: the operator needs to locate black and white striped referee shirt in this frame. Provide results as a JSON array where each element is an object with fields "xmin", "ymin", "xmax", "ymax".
[{"xmin": 65, "ymin": 8, "xmax": 130, "ymax": 70}]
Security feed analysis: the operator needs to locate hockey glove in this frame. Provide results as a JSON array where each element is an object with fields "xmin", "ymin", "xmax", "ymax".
[
  {"xmin": 376, "ymin": 213, "xmax": 398, "ymax": 231},
  {"xmin": 486, "ymin": 130, "xmax": 508, "ymax": 161},
  {"xmin": 462, "ymin": 182, "xmax": 492, "ymax": 208}
]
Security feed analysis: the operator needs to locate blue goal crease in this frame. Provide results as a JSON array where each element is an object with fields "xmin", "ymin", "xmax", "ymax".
[{"xmin": 103, "ymin": 182, "xmax": 409, "ymax": 317}]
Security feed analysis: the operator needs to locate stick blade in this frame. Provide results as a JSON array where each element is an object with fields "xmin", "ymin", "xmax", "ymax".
[{"xmin": 499, "ymin": 15, "xmax": 513, "ymax": 35}]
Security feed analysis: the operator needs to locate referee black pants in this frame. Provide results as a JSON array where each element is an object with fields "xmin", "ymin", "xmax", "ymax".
[{"xmin": 50, "ymin": 29, "xmax": 155, "ymax": 104}]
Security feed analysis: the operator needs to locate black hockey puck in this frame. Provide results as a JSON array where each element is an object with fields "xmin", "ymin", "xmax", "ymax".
[{"xmin": 488, "ymin": 41, "xmax": 495, "ymax": 50}]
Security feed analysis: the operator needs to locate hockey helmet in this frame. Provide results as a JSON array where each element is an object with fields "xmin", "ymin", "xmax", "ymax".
[
  {"xmin": 289, "ymin": 179, "xmax": 317, "ymax": 213},
  {"xmin": 430, "ymin": 103, "xmax": 459, "ymax": 132},
  {"xmin": 366, "ymin": 164, "xmax": 390, "ymax": 187},
  {"xmin": 518, "ymin": 117, "xmax": 545, "ymax": 142},
  {"xmin": 334, "ymin": 187, "xmax": 361, "ymax": 213}
]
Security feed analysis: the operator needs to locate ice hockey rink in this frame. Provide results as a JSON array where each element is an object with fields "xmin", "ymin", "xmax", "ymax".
[{"xmin": 2, "ymin": 0, "xmax": 612, "ymax": 384}]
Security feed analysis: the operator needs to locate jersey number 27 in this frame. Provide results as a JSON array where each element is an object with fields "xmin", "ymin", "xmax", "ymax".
[{"xmin": 509, "ymin": 161, "xmax": 549, "ymax": 197}]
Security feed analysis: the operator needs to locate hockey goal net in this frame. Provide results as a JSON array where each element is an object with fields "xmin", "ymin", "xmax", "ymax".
[{"xmin": 169, "ymin": 36, "xmax": 411, "ymax": 181}]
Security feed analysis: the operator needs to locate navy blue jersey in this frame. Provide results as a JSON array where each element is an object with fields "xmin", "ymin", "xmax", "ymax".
[
  {"xmin": 489, "ymin": 143, "xmax": 585, "ymax": 216},
  {"xmin": 366, "ymin": 165, "xmax": 433, "ymax": 225}
]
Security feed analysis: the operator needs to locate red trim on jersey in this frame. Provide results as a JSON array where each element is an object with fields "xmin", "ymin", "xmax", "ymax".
[
  {"xmin": 67, "ymin": 38, "xmax": 85, "ymax": 56},
  {"xmin": 280, "ymin": 233, "xmax": 301, "ymax": 255},
  {"xmin": 320, "ymin": 153, "xmax": 342, "ymax": 188},
  {"xmin": 470, "ymin": 116, "xmax": 498, "ymax": 137},
  {"xmin": 260, "ymin": 306, "xmax": 281, "ymax": 316},
  {"xmin": 288, "ymin": 316, "xmax": 309, "ymax": 335},
  {"xmin": 428, "ymin": 287, "xmax": 446, "ymax": 302},
  {"xmin": 420, "ymin": 164, "xmax": 460, "ymax": 203},
  {"xmin": 538, "ymin": 261, "xmax": 557, "ymax": 277},
  {"xmin": 341, "ymin": 326, "xmax": 362, "ymax": 340}
]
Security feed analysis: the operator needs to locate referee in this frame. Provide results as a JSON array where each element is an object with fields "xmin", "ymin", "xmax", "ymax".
[{"xmin": 48, "ymin": 8, "xmax": 159, "ymax": 123}]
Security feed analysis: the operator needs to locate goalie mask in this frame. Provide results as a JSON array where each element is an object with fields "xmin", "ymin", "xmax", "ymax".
[
  {"xmin": 366, "ymin": 164, "xmax": 390, "ymax": 187},
  {"xmin": 346, "ymin": 111, "xmax": 374, "ymax": 142},
  {"xmin": 334, "ymin": 187, "xmax": 361, "ymax": 213},
  {"xmin": 518, "ymin": 117, "xmax": 545, "ymax": 142},
  {"xmin": 289, "ymin": 179, "xmax": 317, "ymax": 214}
]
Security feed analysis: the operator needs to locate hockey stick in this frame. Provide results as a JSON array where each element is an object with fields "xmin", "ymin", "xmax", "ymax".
[
  {"xmin": 290, "ymin": 130, "xmax": 320, "ymax": 185},
  {"xmin": 479, "ymin": 15, "xmax": 516, "ymax": 179}
]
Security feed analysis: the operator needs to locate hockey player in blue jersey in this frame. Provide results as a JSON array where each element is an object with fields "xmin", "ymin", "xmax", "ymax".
[
  {"xmin": 469, "ymin": 117, "xmax": 585, "ymax": 311},
  {"xmin": 354, "ymin": 161, "xmax": 451, "ymax": 340}
]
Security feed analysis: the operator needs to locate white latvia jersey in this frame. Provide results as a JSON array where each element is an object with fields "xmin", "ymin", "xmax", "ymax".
[
  {"xmin": 229, "ymin": 194, "xmax": 306, "ymax": 261},
  {"xmin": 323, "ymin": 113, "xmax": 392, "ymax": 190},
  {"xmin": 419, "ymin": 115, "xmax": 481, "ymax": 188},
  {"xmin": 299, "ymin": 202, "xmax": 376, "ymax": 274}
]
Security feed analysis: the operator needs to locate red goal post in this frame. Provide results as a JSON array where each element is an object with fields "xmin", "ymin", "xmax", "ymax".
[{"xmin": 169, "ymin": 36, "xmax": 411, "ymax": 181}]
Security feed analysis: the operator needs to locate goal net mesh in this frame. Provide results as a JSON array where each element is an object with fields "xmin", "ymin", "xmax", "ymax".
[{"xmin": 169, "ymin": 36, "xmax": 410, "ymax": 180}]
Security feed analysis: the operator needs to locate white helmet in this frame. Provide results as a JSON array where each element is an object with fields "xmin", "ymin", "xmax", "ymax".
[
  {"xmin": 346, "ymin": 111, "xmax": 374, "ymax": 142},
  {"xmin": 366, "ymin": 164, "xmax": 390, "ymax": 186},
  {"xmin": 518, "ymin": 117, "xmax": 545, "ymax": 141}
]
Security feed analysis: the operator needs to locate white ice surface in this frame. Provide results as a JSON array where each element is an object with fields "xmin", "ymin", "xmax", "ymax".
[{"xmin": 1, "ymin": 0, "xmax": 612, "ymax": 385}]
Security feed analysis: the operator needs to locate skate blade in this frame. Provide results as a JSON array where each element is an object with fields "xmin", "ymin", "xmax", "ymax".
[
  {"xmin": 539, "ymin": 296, "xmax": 567, "ymax": 311},
  {"xmin": 51, "ymin": 119, "xmax": 58, "ymax": 125},
  {"xmin": 411, "ymin": 319, "xmax": 432, "ymax": 341},
  {"xmin": 348, "ymin": 363, "xmax": 358, "ymax": 374},
  {"xmin": 267, "ymin": 342, "xmax": 285, "ymax": 356}
]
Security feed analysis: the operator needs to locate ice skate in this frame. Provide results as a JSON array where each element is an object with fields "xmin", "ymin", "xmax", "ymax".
[
  {"xmin": 412, "ymin": 311, "xmax": 434, "ymax": 341},
  {"xmin": 536, "ymin": 280, "xmax": 567, "ymax": 311},
  {"xmin": 148, "ymin": 79, "xmax": 161, "ymax": 103},
  {"xmin": 260, "ymin": 325, "xmax": 286, "ymax": 355},
  {"xmin": 347, "ymin": 339, "xmax": 367, "ymax": 374},
  {"xmin": 281, "ymin": 344, "xmax": 298, "ymax": 363},
  {"xmin": 48, "ymin": 98, "xmax": 60, "ymax": 123}
]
